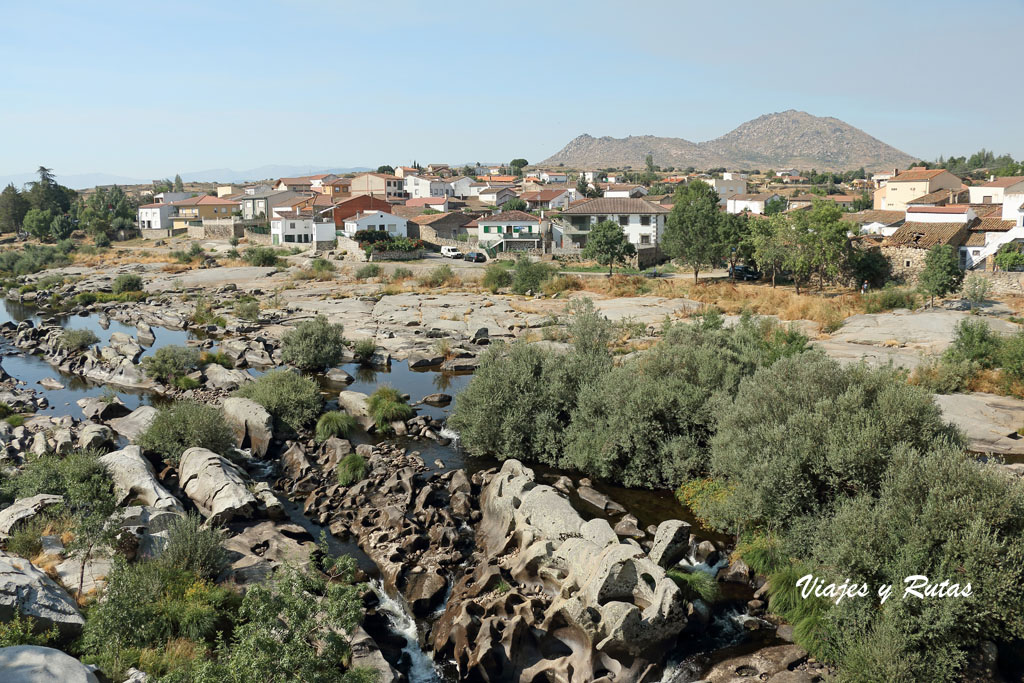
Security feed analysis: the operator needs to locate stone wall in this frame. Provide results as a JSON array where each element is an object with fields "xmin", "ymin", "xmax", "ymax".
[
  {"xmin": 141, "ymin": 228, "xmax": 173, "ymax": 240},
  {"xmin": 243, "ymin": 228, "xmax": 270, "ymax": 245},
  {"xmin": 369, "ymin": 249, "xmax": 425, "ymax": 262},
  {"xmin": 882, "ymin": 246, "xmax": 929, "ymax": 283},
  {"xmin": 968, "ymin": 270, "xmax": 1024, "ymax": 296},
  {"xmin": 190, "ymin": 220, "xmax": 243, "ymax": 240}
]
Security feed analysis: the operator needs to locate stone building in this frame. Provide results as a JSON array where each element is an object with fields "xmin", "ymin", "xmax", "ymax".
[{"xmin": 881, "ymin": 221, "xmax": 969, "ymax": 282}]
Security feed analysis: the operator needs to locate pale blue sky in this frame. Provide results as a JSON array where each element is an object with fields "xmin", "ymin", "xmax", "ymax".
[{"xmin": 2, "ymin": 0, "xmax": 1022, "ymax": 179}]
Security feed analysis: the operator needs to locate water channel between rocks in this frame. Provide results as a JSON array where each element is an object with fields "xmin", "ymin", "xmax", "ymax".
[{"xmin": 0, "ymin": 297, "xmax": 766, "ymax": 681}]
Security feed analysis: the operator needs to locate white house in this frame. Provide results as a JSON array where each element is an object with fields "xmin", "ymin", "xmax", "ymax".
[
  {"xmin": 726, "ymin": 193, "xmax": 782, "ymax": 215},
  {"xmin": 138, "ymin": 202, "xmax": 176, "ymax": 232},
  {"xmin": 1004, "ymin": 191, "xmax": 1024, "ymax": 224},
  {"xmin": 559, "ymin": 198, "xmax": 669, "ymax": 246},
  {"xmin": 470, "ymin": 210, "xmax": 542, "ymax": 251},
  {"xmin": 968, "ymin": 176, "xmax": 1024, "ymax": 205},
  {"xmin": 404, "ymin": 174, "xmax": 451, "ymax": 199},
  {"xmin": 905, "ymin": 205, "xmax": 976, "ymax": 224},
  {"xmin": 341, "ymin": 210, "xmax": 409, "ymax": 239},
  {"xmin": 602, "ymin": 184, "xmax": 648, "ymax": 199},
  {"xmin": 521, "ymin": 189, "xmax": 572, "ymax": 211},
  {"xmin": 406, "ymin": 197, "xmax": 450, "ymax": 212},
  {"xmin": 270, "ymin": 212, "xmax": 336, "ymax": 247},
  {"xmin": 479, "ymin": 186, "xmax": 517, "ymax": 206},
  {"xmin": 540, "ymin": 171, "xmax": 568, "ymax": 184},
  {"xmin": 703, "ymin": 178, "xmax": 747, "ymax": 205},
  {"xmin": 840, "ymin": 210, "xmax": 905, "ymax": 237},
  {"xmin": 153, "ymin": 191, "xmax": 193, "ymax": 204},
  {"xmin": 446, "ymin": 176, "xmax": 474, "ymax": 199}
]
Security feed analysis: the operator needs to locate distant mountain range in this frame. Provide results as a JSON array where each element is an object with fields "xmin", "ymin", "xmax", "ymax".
[
  {"xmin": 0, "ymin": 165, "xmax": 372, "ymax": 191},
  {"xmin": 541, "ymin": 110, "xmax": 919, "ymax": 172}
]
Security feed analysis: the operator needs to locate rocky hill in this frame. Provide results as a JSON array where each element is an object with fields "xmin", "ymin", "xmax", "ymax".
[{"xmin": 542, "ymin": 110, "xmax": 918, "ymax": 172}]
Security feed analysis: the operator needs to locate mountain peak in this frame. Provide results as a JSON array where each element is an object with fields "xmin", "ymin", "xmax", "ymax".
[{"xmin": 543, "ymin": 112, "xmax": 916, "ymax": 171}]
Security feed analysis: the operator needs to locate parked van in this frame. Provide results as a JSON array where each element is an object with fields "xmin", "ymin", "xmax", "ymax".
[{"xmin": 441, "ymin": 246, "xmax": 463, "ymax": 258}]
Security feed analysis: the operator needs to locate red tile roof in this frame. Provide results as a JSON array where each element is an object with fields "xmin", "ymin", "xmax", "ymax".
[
  {"xmin": 890, "ymin": 168, "xmax": 952, "ymax": 182},
  {"xmin": 171, "ymin": 195, "xmax": 239, "ymax": 207},
  {"xmin": 980, "ymin": 176, "xmax": 1024, "ymax": 188}
]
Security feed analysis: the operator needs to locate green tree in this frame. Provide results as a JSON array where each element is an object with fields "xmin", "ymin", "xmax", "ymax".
[
  {"xmin": 645, "ymin": 153, "xmax": 656, "ymax": 173},
  {"xmin": 280, "ymin": 315, "xmax": 346, "ymax": 371},
  {"xmin": 764, "ymin": 197, "xmax": 787, "ymax": 215},
  {"xmin": 581, "ymin": 220, "xmax": 636, "ymax": 276},
  {"xmin": 663, "ymin": 180, "xmax": 723, "ymax": 282},
  {"xmin": 509, "ymin": 158, "xmax": 528, "ymax": 176},
  {"xmin": 852, "ymin": 191, "xmax": 872, "ymax": 211},
  {"xmin": 918, "ymin": 244, "xmax": 964, "ymax": 306},
  {"xmin": 375, "ymin": 165, "xmax": 394, "ymax": 175},
  {"xmin": 0, "ymin": 184, "xmax": 29, "ymax": 233},
  {"xmin": 719, "ymin": 212, "xmax": 752, "ymax": 275},
  {"xmin": 49, "ymin": 213, "xmax": 74, "ymax": 241},
  {"xmin": 22, "ymin": 208, "xmax": 54, "ymax": 241},
  {"xmin": 173, "ymin": 174, "xmax": 184, "ymax": 192},
  {"xmin": 576, "ymin": 175, "xmax": 589, "ymax": 198},
  {"xmin": 501, "ymin": 197, "xmax": 528, "ymax": 212}
]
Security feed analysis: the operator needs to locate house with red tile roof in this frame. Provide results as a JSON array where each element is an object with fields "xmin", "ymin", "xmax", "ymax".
[
  {"xmin": 467, "ymin": 210, "xmax": 542, "ymax": 251},
  {"xmin": 878, "ymin": 167, "xmax": 962, "ymax": 211},
  {"xmin": 968, "ymin": 176, "xmax": 1024, "ymax": 205},
  {"xmin": 406, "ymin": 196, "xmax": 450, "ymax": 211}
]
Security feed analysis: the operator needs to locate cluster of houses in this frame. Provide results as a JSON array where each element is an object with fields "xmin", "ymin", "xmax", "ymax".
[{"xmin": 135, "ymin": 163, "xmax": 1024, "ymax": 277}]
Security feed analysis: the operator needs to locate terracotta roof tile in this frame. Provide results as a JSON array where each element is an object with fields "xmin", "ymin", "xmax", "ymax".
[
  {"xmin": 560, "ymin": 198, "xmax": 669, "ymax": 215},
  {"xmin": 883, "ymin": 222, "xmax": 969, "ymax": 248},
  {"xmin": 890, "ymin": 168, "xmax": 952, "ymax": 182},
  {"xmin": 980, "ymin": 176, "xmax": 1024, "ymax": 188},
  {"xmin": 840, "ymin": 210, "xmax": 905, "ymax": 225}
]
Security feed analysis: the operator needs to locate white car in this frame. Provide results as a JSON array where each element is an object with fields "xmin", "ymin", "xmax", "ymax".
[{"xmin": 441, "ymin": 246, "xmax": 464, "ymax": 258}]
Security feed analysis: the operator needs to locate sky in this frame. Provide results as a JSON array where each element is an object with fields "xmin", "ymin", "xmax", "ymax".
[{"xmin": 2, "ymin": 0, "xmax": 1023, "ymax": 181}]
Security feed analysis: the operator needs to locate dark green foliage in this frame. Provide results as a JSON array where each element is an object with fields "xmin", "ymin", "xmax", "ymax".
[
  {"xmin": 0, "ymin": 612, "xmax": 58, "ymax": 647},
  {"xmin": 501, "ymin": 197, "xmax": 528, "ymax": 212},
  {"xmin": 0, "ymin": 183, "xmax": 30, "ymax": 233},
  {"xmin": 280, "ymin": 315, "xmax": 346, "ymax": 371},
  {"xmin": 0, "ymin": 244, "xmax": 72, "ymax": 276},
  {"xmin": 58, "ymin": 328, "xmax": 99, "ymax": 351},
  {"xmin": 511, "ymin": 257, "xmax": 555, "ymax": 294},
  {"xmin": 316, "ymin": 412, "xmax": 357, "ymax": 443},
  {"xmin": 944, "ymin": 318, "xmax": 1002, "ymax": 368},
  {"xmin": 918, "ymin": 244, "xmax": 964, "ymax": 304},
  {"xmin": 234, "ymin": 370, "xmax": 322, "ymax": 433},
  {"xmin": 112, "ymin": 273, "xmax": 143, "ymax": 294},
  {"xmin": 159, "ymin": 513, "xmax": 228, "ymax": 580},
  {"xmin": 367, "ymin": 386, "xmax": 413, "ymax": 431},
  {"xmin": 354, "ymin": 263, "xmax": 380, "ymax": 280},
  {"xmin": 336, "ymin": 453, "xmax": 368, "ymax": 486},
  {"xmin": 994, "ymin": 242, "xmax": 1024, "ymax": 272},
  {"xmin": 390, "ymin": 266, "xmax": 413, "ymax": 281},
  {"xmin": 142, "ymin": 345, "xmax": 201, "ymax": 383},
  {"xmin": 581, "ymin": 220, "xmax": 636, "ymax": 276},
  {"xmin": 862, "ymin": 284, "xmax": 916, "ymax": 313},
  {"xmin": 242, "ymin": 246, "xmax": 281, "ymax": 267},
  {"xmin": 2, "ymin": 449, "xmax": 113, "ymax": 512},
  {"xmin": 137, "ymin": 401, "xmax": 235, "ymax": 465},
  {"xmin": 481, "ymin": 263, "xmax": 512, "ymax": 292},
  {"xmin": 664, "ymin": 180, "xmax": 723, "ymax": 281},
  {"xmin": 909, "ymin": 356, "xmax": 977, "ymax": 394},
  {"xmin": 352, "ymin": 338, "xmax": 376, "ymax": 364}
]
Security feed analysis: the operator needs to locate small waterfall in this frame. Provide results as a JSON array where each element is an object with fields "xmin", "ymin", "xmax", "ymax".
[
  {"xmin": 370, "ymin": 580, "xmax": 442, "ymax": 683},
  {"xmin": 438, "ymin": 426, "xmax": 459, "ymax": 448}
]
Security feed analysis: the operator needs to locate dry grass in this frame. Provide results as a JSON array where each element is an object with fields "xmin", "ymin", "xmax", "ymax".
[
  {"xmin": 72, "ymin": 250, "xmax": 173, "ymax": 268},
  {"xmin": 684, "ymin": 282, "xmax": 863, "ymax": 327},
  {"xmin": 160, "ymin": 263, "xmax": 194, "ymax": 273},
  {"xmin": 965, "ymin": 368, "xmax": 1024, "ymax": 397}
]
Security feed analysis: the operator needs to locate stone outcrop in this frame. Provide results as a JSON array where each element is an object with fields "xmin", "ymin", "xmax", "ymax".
[
  {"xmin": 432, "ymin": 460, "xmax": 687, "ymax": 682},
  {"xmin": 204, "ymin": 364, "xmax": 252, "ymax": 391},
  {"xmin": 336, "ymin": 391, "xmax": 374, "ymax": 430},
  {"xmin": 221, "ymin": 397, "xmax": 272, "ymax": 457},
  {"xmin": 0, "ymin": 495, "xmax": 63, "ymax": 540},
  {"xmin": 107, "ymin": 406, "xmax": 158, "ymax": 442},
  {"xmin": 0, "ymin": 646, "xmax": 99, "ymax": 683},
  {"xmin": 0, "ymin": 552, "xmax": 85, "ymax": 639},
  {"xmin": 178, "ymin": 447, "xmax": 257, "ymax": 524},
  {"xmin": 99, "ymin": 446, "xmax": 183, "ymax": 512},
  {"xmin": 704, "ymin": 644, "xmax": 810, "ymax": 683}
]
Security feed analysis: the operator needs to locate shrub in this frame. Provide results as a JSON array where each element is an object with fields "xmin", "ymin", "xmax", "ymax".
[
  {"xmin": 94, "ymin": 233, "xmax": 111, "ymax": 248},
  {"xmin": 336, "ymin": 453, "xmax": 368, "ymax": 486},
  {"xmin": 390, "ymin": 266, "xmax": 413, "ymax": 281},
  {"xmin": 0, "ymin": 244, "xmax": 71, "ymax": 276},
  {"xmin": 352, "ymin": 338, "xmax": 376, "ymax": 364},
  {"xmin": 233, "ymin": 300, "xmax": 260, "ymax": 322},
  {"xmin": 5, "ymin": 415, "xmax": 24, "ymax": 427},
  {"xmin": 511, "ymin": 257, "xmax": 555, "ymax": 294},
  {"xmin": 863, "ymin": 285, "xmax": 917, "ymax": 314},
  {"xmin": 242, "ymin": 246, "xmax": 280, "ymax": 267},
  {"xmin": 234, "ymin": 370, "xmax": 322, "ymax": 433},
  {"xmin": 58, "ymin": 328, "xmax": 99, "ymax": 351},
  {"xmin": 945, "ymin": 318, "xmax": 1002, "ymax": 368},
  {"xmin": 354, "ymin": 263, "xmax": 380, "ymax": 280},
  {"xmin": 998, "ymin": 330, "xmax": 1024, "ymax": 383},
  {"xmin": 908, "ymin": 356, "xmax": 977, "ymax": 394},
  {"xmin": 74, "ymin": 291, "xmax": 98, "ymax": 306},
  {"xmin": 310, "ymin": 258, "xmax": 336, "ymax": 278},
  {"xmin": 112, "ymin": 273, "xmax": 144, "ymax": 294},
  {"xmin": 962, "ymin": 274, "xmax": 990, "ymax": 309},
  {"xmin": 280, "ymin": 315, "xmax": 346, "ymax": 371},
  {"xmin": 418, "ymin": 264, "xmax": 458, "ymax": 288},
  {"xmin": 541, "ymin": 274, "xmax": 583, "ymax": 296},
  {"xmin": 191, "ymin": 298, "xmax": 227, "ymax": 327},
  {"xmin": 137, "ymin": 401, "xmax": 235, "ymax": 465},
  {"xmin": 367, "ymin": 386, "xmax": 413, "ymax": 431},
  {"xmin": 0, "ymin": 611, "xmax": 58, "ymax": 647},
  {"xmin": 159, "ymin": 513, "xmax": 227, "ymax": 580},
  {"xmin": 481, "ymin": 263, "xmax": 513, "ymax": 293},
  {"xmin": 316, "ymin": 411, "xmax": 357, "ymax": 443},
  {"xmin": 1, "ymin": 449, "xmax": 115, "ymax": 522},
  {"xmin": 200, "ymin": 351, "xmax": 233, "ymax": 369},
  {"xmin": 667, "ymin": 568, "xmax": 720, "ymax": 602},
  {"xmin": 142, "ymin": 345, "xmax": 201, "ymax": 383},
  {"xmin": 173, "ymin": 375, "xmax": 201, "ymax": 390}
]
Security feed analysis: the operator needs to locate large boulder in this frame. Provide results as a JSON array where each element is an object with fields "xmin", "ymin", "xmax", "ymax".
[
  {"xmin": 0, "ymin": 646, "xmax": 99, "ymax": 683},
  {"xmin": 0, "ymin": 495, "xmax": 63, "ymax": 541},
  {"xmin": 704, "ymin": 644, "xmax": 809, "ymax": 683},
  {"xmin": 77, "ymin": 424, "xmax": 112, "ymax": 451},
  {"xmin": 99, "ymin": 446, "xmax": 183, "ymax": 512},
  {"xmin": 77, "ymin": 396, "xmax": 130, "ymax": 422},
  {"xmin": 204, "ymin": 364, "xmax": 252, "ymax": 392},
  {"xmin": 648, "ymin": 519, "xmax": 692, "ymax": 568},
  {"xmin": 178, "ymin": 447, "xmax": 257, "ymax": 524},
  {"xmin": 0, "ymin": 552, "xmax": 85, "ymax": 639},
  {"xmin": 107, "ymin": 405, "xmax": 158, "ymax": 442},
  {"xmin": 336, "ymin": 391, "xmax": 374, "ymax": 430},
  {"xmin": 108, "ymin": 332, "xmax": 142, "ymax": 362},
  {"xmin": 221, "ymin": 397, "xmax": 272, "ymax": 457}
]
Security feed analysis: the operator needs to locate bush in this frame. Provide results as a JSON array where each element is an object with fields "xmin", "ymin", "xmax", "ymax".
[
  {"xmin": 173, "ymin": 375, "xmax": 201, "ymax": 390},
  {"xmin": 191, "ymin": 297, "xmax": 227, "ymax": 328},
  {"xmin": 481, "ymin": 263, "xmax": 512, "ymax": 293},
  {"xmin": 242, "ymin": 246, "xmax": 280, "ymax": 267},
  {"xmin": 58, "ymin": 328, "xmax": 99, "ymax": 351},
  {"xmin": 336, "ymin": 453, "xmax": 368, "ymax": 486},
  {"xmin": 74, "ymin": 291, "xmax": 98, "ymax": 306},
  {"xmin": 137, "ymin": 401, "xmax": 235, "ymax": 465},
  {"xmin": 352, "ymin": 338, "xmax": 376, "ymax": 364},
  {"xmin": 316, "ymin": 411, "xmax": 357, "ymax": 443},
  {"xmin": 1, "ymin": 449, "xmax": 115, "ymax": 521},
  {"xmin": 511, "ymin": 257, "xmax": 555, "ymax": 294},
  {"xmin": 200, "ymin": 351, "xmax": 233, "ymax": 369},
  {"xmin": 280, "ymin": 315, "xmax": 346, "ymax": 371},
  {"xmin": 354, "ymin": 263, "xmax": 380, "ymax": 280},
  {"xmin": 233, "ymin": 300, "xmax": 260, "ymax": 322},
  {"xmin": 945, "ymin": 318, "xmax": 1002, "ymax": 368},
  {"xmin": 310, "ymin": 258, "xmax": 335, "ymax": 277},
  {"xmin": 908, "ymin": 356, "xmax": 977, "ymax": 394},
  {"xmin": 863, "ymin": 285, "xmax": 917, "ymax": 314},
  {"xmin": 159, "ymin": 513, "xmax": 227, "ymax": 580},
  {"xmin": 0, "ymin": 612, "xmax": 58, "ymax": 647},
  {"xmin": 390, "ymin": 266, "xmax": 413, "ymax": 281},
  {"xmin": 0, "ymin": 244, "xmax": 71, "ymax": 277},
  {"xmin": 234, "ymin": 370, "xmax": 322, "ymax": 433},
  {"xmin": 367, "ymin": 386, "xmax": 413, "ymax": 431},
  {"xmin": 541, "ymin": 274, "xmax": 583, "ymax": 296},
  {"xmin": 142, "ymin": 345, "xmax": 201, "ymax": 383},
  {"xmin": 4, "ymin": 415, "xmax": 24, "ymax": 427},
  {"xmin": 94, "ymin": 233, "xmax": 111, "ymax": 248},
  {"xmin": 112, "ymin": 273, "xmax": 144, "ymax": 294},
  {"xmin": 417, "ymin": 264, "xmax": 458, "ymax": 288}
]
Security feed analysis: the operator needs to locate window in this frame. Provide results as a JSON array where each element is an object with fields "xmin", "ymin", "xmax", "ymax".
[
  {"xmin": 640, "ymin": 235, "xmax": 650, "ymax": 245},
  {"xmin": 290, "ymin": 222, "xmax": 296, "ymax": 229},
  {"xmin": 285, "ymin": 234, "xmax": 295, "ymax": 243},
  {"xmin": 904, "ymin": 260, "xmax": 911, "ymax": 268},
  {"xmin": 597, "ymin": 215, "xmax": 607, "ymax": 223},
  {"xmin": 618, "ymin": 215, "xmax": 629, "ymax": 226},
  {"xmin": 983, "ymin": 196, "xmax": 992, "ymax": 204},
  {"xmin": 640, "ymin": 215, "xmax": 651, "ymax": 226}
]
